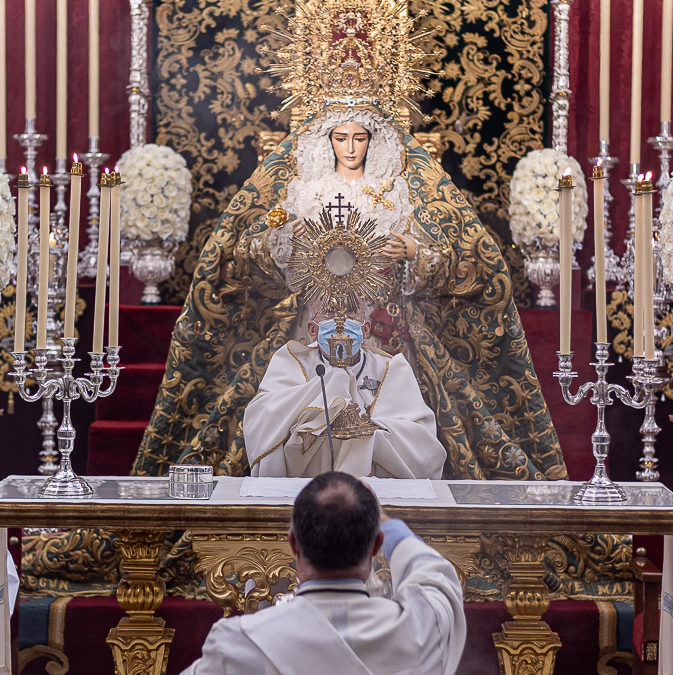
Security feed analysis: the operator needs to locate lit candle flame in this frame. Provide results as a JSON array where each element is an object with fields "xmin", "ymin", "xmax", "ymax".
[
  {"xmin": 563, "ymin": 167, "xmax": 572, "ymax": 177},
  {"xmin": 104, "ymin": 167, "xmax": 110, "ymax": 174},
  {"xmin": 637, "ymin": 173, "xmax": 645, "ymax": 182},
  {"xmin": 73, "ymin": 152, "xmax": 79, "ymax": 163},
  {"xmin": 20, "ymin": 167, "xmax": 27, "ymax": 175},
  {"xmin": 596, "ymin": 158, "xmax": 603, "ymax": 167},
  {"xmin": 114, "ymin": 165, "xmax": 119, "ymax": 173},
  {"xmin": 42, "ymin": 166, "xmax": 48, "ymax": 175},
  {"xmin": 645, "ymin": 170, "xmax": 653, "ymax": 181}
]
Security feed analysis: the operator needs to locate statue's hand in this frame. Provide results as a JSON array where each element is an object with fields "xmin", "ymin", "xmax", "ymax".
[{"xmin": 382, "ymin": 232, "xmax": 416, "ymax": 262}]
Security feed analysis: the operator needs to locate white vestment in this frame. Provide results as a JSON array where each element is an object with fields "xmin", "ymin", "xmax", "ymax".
[
  {"xmin": 243, "ymin": 341, "xmax": 446, "ymax": 478},
  {"xmin": 181, "ymin": 534, "xmax": 466, "ymax": 675}
]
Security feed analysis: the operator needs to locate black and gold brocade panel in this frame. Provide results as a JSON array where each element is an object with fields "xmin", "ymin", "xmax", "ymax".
[{"xmin": 155, "ymin": 0, "xmax": 546, "ymax": 306}]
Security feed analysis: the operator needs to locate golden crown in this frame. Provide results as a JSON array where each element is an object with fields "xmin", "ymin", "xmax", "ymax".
[{"xmin": 262, "ymin": 0, "xmax": 433, "ymax": 120}]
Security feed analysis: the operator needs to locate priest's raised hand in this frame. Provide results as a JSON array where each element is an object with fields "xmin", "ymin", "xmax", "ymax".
[{"xmin": 242, "ymin": 307, "xmax": 446, "ymax": 478}]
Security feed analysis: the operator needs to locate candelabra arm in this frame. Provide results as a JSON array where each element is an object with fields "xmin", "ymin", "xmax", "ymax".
[{"xmin": 553, "ymin": 352, "xmax": 594, "ymax": 405}]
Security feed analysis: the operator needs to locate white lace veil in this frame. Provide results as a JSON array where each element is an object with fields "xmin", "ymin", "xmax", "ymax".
[
  {"xmin": 274, "ymin": 108, "xmax": 413, "ymax": 271},
  {"xmin": 293, "ymin": 108, "xmax": 405, "ymax": 182}
]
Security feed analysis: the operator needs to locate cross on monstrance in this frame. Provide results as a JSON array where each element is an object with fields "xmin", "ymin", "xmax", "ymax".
[{"xmin": 326, "ymin": 193, "xmax": 353, "ymax": 225}]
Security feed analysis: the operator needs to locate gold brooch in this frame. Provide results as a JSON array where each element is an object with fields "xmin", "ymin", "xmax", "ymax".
[
  {"xmin": 362, "ymin": 179, "xmax": 394, "ymax": 210},
  {"xmin": 267, "ymin": 207, "xmax": 289, "ymax": 229}
]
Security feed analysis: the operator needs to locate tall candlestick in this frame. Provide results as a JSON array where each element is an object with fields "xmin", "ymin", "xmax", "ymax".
[
  {"xmin": 558, "ymin": 169, "xmax": 573, "ymax": 355},
  {"xmin": 634, "ymin": 174, "xmax": 645, "ymax": 358},
  {"xmin": 662, "ymin": 0, "xmax": 673, "ymax": 122},
  {"xmin": 88, "ymin": 0, "xmax": 99, "ymax": 139},
  {"xmin": 0, "ymin": 0, "xmax": 6, "ymax": 161},
  {"xmin": 108, "ymin": 168, "xmax": 121, "ymax": 348},
  {"xmin": 24, "ymin": 0, "xmax": 36, "ymax": 120},
  {"xmin": 630, "ymin": 0, "xmax": 644, "ymax": 164},
  {"xmin": 56, "ymin": 0, "xmax": 67, "ymax": 160},
  {"xmin": 592, "ymin": 162, "xmax": 608, "ymax": 342},
  {"xmin": 92, "ymin": 169, "xmax": 111, "ymax": 353},
  {"xmin": 13, "ymin": 168, "xmax": 29, "ymax": 352},
  {"xmin": 642, "ymin": 171, "xmax": 655, "ymax": 359},
  {"xmin": 36, "ymin": 168, "xmax": 50, "ymax": 350},
  {"xmin": 600, "ymin": 0, "xmax": 611, "ymax": 141},
  {"xmin": 64, "ymin": 155, "xmax": 82, "ymax": 338}
]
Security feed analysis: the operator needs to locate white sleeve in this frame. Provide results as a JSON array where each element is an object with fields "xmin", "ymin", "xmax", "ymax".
[{"xmin": 389, "ymin": 537, "xmax": 467, "ymax": 675}]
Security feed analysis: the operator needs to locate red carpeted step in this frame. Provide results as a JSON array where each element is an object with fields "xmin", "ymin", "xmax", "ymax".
[
  {"xmin": 118, "ymin": 304, "xmax": 182, "ymax": 364},
  {"xmin": 20, "ymin": 595, "xmax": 224, "ymax": 675},
  {"xmin": 19, "ymin": 595, "xmax": 629, "ymax": 675},
  {"xmin": 87, "ymin": 420, "xmax": 147, "ymax": 475},
  {"xmin": 95, "ymin": 362, "xmax": 166, "ymax": 421}
]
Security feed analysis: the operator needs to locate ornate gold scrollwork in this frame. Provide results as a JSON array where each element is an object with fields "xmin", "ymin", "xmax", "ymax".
[
  {"xmin": 487, "ymin": 534, "xmax": 561, "ymax": 675},
  {"xmin": 192, "ymin": 532, "xmax": 297, "ymax": 616},
  {"xmin": 106, "ymin": 530, "xmax": 175, "ymax": 675},
  {"xmin": 192, "ymin": 530, "xmax": 480, "ymax": 615}
]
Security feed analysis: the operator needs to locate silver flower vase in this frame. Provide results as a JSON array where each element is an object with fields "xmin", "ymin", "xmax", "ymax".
[
  {"xmin": 129, "ymin": 236, "xmax": 178, "ymax": 304},
  {"xmin": 522, "ymin": 244, "xmax": 560, "ymax": 308}
]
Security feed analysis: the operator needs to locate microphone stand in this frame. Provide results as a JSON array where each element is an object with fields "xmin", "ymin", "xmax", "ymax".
[{"xmin": 315, "ymin": 364, "xmax": 335, "ymax": 471}]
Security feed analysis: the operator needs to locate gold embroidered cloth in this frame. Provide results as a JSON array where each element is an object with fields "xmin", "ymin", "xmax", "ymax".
[{"xmin": 133, "ymin": 114, "xmax": 566, "ymax": 482}]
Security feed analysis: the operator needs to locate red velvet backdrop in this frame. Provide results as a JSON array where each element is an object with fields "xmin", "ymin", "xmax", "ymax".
[
  {"xmin": 5, "ymin": 0, "xmax": 131, "ymax": 247},
  {"xmin": 564, "ymin": 0, "xmax": 665, "ymax": 268}
]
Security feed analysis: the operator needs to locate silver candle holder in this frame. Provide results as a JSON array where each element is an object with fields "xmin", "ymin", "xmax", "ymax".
[
  {"xmin": 10, "ymin": 338, "xmax": 121, "ymax": 497},
  {"xmin": 77, "ymin": 136, "xmax": 110, "ymax": 278},
  {"xmin": 587, "ymin": 140, "xmax": 621, "ymax": 286},
  {"xmin": 554, "ymin": 343, "xmax": 657, "ymax": 504},
  {"xmin": 647, "ymin": 121, "xmax": 673, "ymax": 205}
]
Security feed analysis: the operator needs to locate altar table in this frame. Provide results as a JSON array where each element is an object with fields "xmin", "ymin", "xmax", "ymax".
[{"xmin": 2, "ymin": 475, "xmax": 673, "ymax": 675}]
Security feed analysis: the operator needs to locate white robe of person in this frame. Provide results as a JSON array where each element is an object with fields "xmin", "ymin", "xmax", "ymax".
[
  {"xmin": 243, "ymin": 340, "xmax": 446, "ymax": 478},
  {"xmin": 180, "ymin": 530, "xmax": 466, "ymax": 675}
]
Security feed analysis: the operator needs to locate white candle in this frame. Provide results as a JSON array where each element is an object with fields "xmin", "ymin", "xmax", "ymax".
[
  {"xmin": 633, "ymin": 175, "xmax": 644, "ymax": 358},
  {"xmin": 24, "ymin": 0, "xmax": 36, "ymax": 120},
  {"xmin": 13, "ymin": 169, "xmax": 29, "ymax": 352},
  {"xmin": 64, "ymin": 155, "xmax": 82, "ymax": 339},
  {"xmin": 0, "ymin": 0, "xmax": 6, "ymax": 160},
  {"xmin": 593, "ymin": 162, "xmax": 607, "ymax": 343},
  {"xmin": 36, "ymin": 168, "xmax": 50, "ymax": 350},
  {"xmin": 662, "ymin": 0, "xmax": 673, "ymax": 122},
  {"xmin": 600, "ymin": 0, "xmax": 611, "ymax": 140},
  {"xmin": 93, "ymin": 169, "xmax": 111, "ymax": 353},
  {"xmin": 558, "ymin": 169, "xmax": 573, "ymax": 355},
  {"xmin": 88, "ymin": 0, "xmax": 99, "ymax": 139},
  {"xmin": 642, "ymin": 172, "xmax": 655, "ymax": 360},
  {"xmin": 56, "ymin": 0, "xmax": 67, "ymax": 160},
  {"xmin": 630, "ymin": 0, "xmax": 644, "ymax": 164},
  {"xmin": 108, "ymin": 169, "xmax": 121, "ymax": 348}
]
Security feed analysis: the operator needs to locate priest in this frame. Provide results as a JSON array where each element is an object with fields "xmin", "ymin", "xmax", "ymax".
[{"xmin": 242, "ymin": 305, "xmax": 447, "ymax": 478}]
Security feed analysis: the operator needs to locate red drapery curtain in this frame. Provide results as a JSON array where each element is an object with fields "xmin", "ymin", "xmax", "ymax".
[
  {"xmin": 5, "ymin": 0, "xmax": 130, "ymax": 250},
  {"xmin": 563, "ymin": 0, "xmax": 666, "ymax": 270}
]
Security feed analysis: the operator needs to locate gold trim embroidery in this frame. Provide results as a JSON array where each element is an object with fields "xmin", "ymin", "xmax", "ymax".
[
  {"xmin": 249, "ymin": 433, "xmax": 291, "ymax": 470},
  {"xmin": 367, "ymin": 361, "xmax": 390, "ymax": 416},
  {"xmin": 286, "ymin": 343, "xmax": 309, "ymax": 383}
]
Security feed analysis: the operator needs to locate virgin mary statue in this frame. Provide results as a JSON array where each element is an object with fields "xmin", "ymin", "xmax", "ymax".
[{"xmin": 133, "ymin": 0, "xmax": 567, "ymax": 482}]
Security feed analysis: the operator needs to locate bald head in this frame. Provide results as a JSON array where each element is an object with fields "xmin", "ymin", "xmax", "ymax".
[{"xmin": 291, "ymin": 472, "xmax": 380, "ymax": 571}]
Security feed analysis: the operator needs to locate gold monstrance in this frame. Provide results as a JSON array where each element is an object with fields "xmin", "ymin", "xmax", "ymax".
[{"xmin": 287, "ymin": 206, "xmax": 391, "ymax": 438}]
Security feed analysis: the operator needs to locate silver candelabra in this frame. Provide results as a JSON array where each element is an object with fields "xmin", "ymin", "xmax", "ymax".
[
  {"xmin": 587, "ymin": 140, "xmax": 621, "ymax": 286},
  {"xmin": 10, "ymin": 338, "xmax": 121, "ymax": 497},
  {"xmin": 554, "ymin": 343, "xmax": 657, "ymax": 503},
  {"xmin": 78, "ymin": 136, "xmax": 110, "ymax": 278}
]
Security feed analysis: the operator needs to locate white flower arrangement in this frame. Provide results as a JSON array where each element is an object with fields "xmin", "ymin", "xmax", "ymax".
[
  {"xmin": 509, "ymin": 148, "xmax": 588, "ymax": 251},
  {"xmin": 659, "ymin": 178, "xmax": 673, "ymax": 285},
  {"xmin": 0, "ymin": 173, "xmax": 16, "ymax": 289},
  {"xmin": 116, "ymin": 143, "xmax": 192, "ymax": 243}
]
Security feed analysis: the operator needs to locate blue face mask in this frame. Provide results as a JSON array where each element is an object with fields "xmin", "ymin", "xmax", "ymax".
[
  {"xmin": 316, "ymin": 318, "xmax": 364, "ymax": 357},
  {"xmin": 344, "ymin": 318, "xmax": 364, "ymax": 354},
  {"xmin": 317, "ymin": 319, "xmax": 337, "ymax": 355}
]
